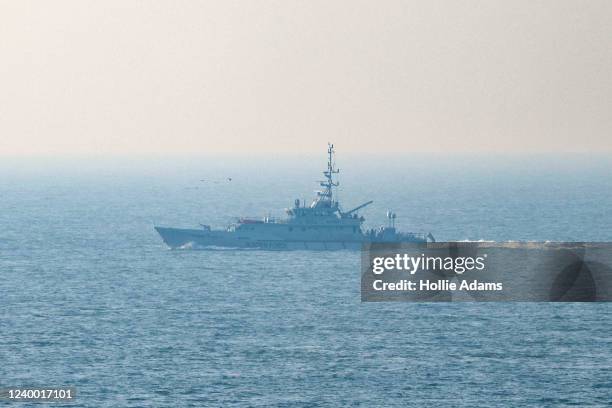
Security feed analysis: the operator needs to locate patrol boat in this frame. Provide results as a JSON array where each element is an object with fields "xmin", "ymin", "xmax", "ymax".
[{"xmin": 155, "ymin": 144, "xmax": 433, "ymax": 250}]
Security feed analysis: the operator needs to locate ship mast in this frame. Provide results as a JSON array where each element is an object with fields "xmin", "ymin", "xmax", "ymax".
[{"xmin": 317, "ymin": 143, "xmax": 339, "ymax": 206}]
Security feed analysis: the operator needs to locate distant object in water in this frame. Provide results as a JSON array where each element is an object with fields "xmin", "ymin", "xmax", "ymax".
[
  {"xmin": 199, "ymin": 177, "xmax": 232, "ymax": 183},
  {"xmin": 155, "ymin": 144, "xmax": 434, "ymax": 250}
]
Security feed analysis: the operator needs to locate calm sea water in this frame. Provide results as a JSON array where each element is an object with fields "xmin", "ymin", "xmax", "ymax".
[{"xmin": 1, "ymin": 154, "xmax": 611, "ymax": 407}]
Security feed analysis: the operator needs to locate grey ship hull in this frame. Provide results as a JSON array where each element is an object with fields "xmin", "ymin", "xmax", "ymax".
[
  {"xmin": 155, "ymin": 226, "xmax": 365, "ymax": 250},
  {"xmin": 154, "ymin": 226, "xmax": 426, "ymax": 250}
]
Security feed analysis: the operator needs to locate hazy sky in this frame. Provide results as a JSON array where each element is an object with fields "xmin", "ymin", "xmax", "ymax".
[{"xmin": 1, "ymin": 0, "xmax": 611, "ymax": 155}]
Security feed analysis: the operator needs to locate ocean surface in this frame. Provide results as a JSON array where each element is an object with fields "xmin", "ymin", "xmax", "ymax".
[{"xmin": 1, "ymin": 154, "xmax": 611, "ymax": 407}]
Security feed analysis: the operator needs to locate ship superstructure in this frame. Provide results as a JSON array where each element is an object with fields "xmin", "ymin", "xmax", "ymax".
[{"xmin": 155, "ymin": 144, "xmax": 432, "ymax": 250}]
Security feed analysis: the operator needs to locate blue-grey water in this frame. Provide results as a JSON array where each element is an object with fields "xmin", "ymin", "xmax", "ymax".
[{"xmin": 1, "ymin": 154, "xmax": 611, "ymax": 407}]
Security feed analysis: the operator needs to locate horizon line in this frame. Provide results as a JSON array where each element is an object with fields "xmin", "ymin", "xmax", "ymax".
[{"xmin": 1, "ymin": 150, "xmax": 612, "ymax": 159}]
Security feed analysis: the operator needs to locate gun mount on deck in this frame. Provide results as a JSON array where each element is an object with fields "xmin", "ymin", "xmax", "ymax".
[{"xmin": 341, "ymin": 200, "xmax": 374, "ymax": 218}]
